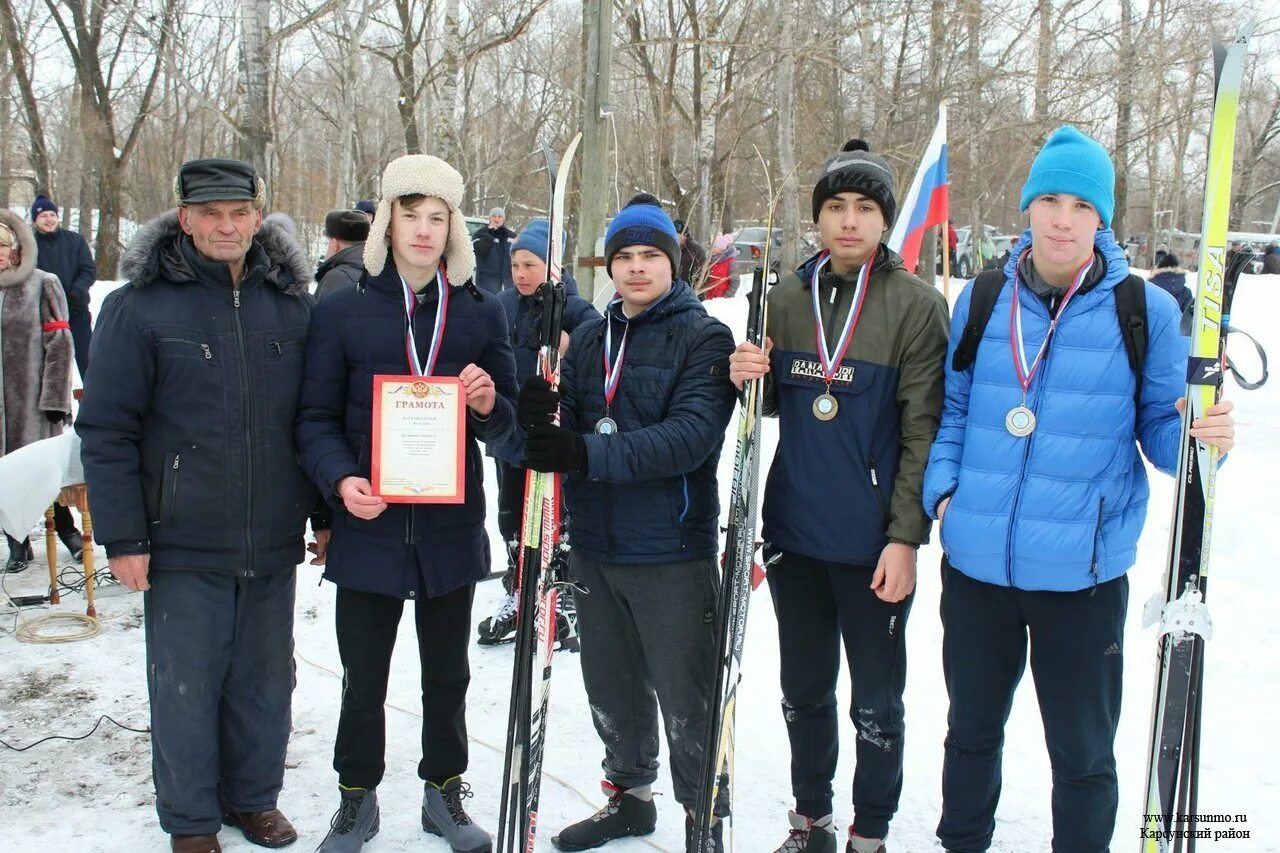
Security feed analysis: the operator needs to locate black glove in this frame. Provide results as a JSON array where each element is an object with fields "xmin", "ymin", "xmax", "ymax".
[
  {"xmin": 522, "ymin": 423, "xmax": 588, "ymax": 474},
  {"xmin": 67, "ymin": 289, "xmax": 87, "ymax": 318},
  {"xmin": 43, "ymin": 411, "xmax": 66, "ymax": 425},
  {"xmin": 517, "ymin": 376, "xmax": 560, "ymax": 429}
]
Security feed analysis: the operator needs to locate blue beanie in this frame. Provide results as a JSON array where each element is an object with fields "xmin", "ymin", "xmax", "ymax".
[
  {"xmin": 511, "ymin": 218, "xmax": 564, "ymax": 264},
  {"xmin": 605, "ymin": 193, "xmax": 681, "ymax": 277},
  {"xmin": 31, "ymin": 194, "xmax": 58, "ymax": 221},
  {"xmin": 1019, "ymin": 126, "xmax": 1115, "ymax": 227}
]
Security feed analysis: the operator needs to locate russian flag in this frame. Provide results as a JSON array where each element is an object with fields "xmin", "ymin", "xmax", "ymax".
[{"xmin": 888, "ymin": 105, "xmax": 949, "ymax": 276}]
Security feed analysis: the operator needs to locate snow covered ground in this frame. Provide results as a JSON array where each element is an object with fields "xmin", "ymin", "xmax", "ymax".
[{"xmin": 1, "ymin": 272, "xmax": 1278, "ymax": 852}]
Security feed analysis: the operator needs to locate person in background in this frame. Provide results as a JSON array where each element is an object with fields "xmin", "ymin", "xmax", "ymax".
[
  {"xmin": 355, "ymin": 200, "xmax": 376, "ymax": 222},
  {"xmin": 673, "ymin": 218, "xmax": 708, "ymax": 294},
  {"xmin": 315, "ymin": 209, "xmax": 370, "ymax": 301},
  {"xmin": 702, "ymin": 234, "xmax": 737, "ymax": 300},
  {"xmin": 0, "ymin": 209, "xmax": 77, "ymax": 573},
  {"xmin": 472, "ymin": 206, "xmax": 517, "ymax": 295},
  {"xmin": 30, "ymin": 194, "xmax": 96, "ymax": 381},
  {"xmin": 1148, "ymin": 251, "xmax": 1194, "ymax": 318}
]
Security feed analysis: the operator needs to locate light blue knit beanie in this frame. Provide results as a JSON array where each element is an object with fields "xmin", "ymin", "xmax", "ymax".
[{"xmin": 1019, "ymin": 126, "xmax": 1115, "ymax": 227}]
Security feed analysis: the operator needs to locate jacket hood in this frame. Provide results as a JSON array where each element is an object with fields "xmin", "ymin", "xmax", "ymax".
[
  {"xmin": 0, "ymin": 208, "xmax": 37, "ymax": 288},
  {"xmin": 795, "ymin": 242, "xmax": 905, "ymax": 285},
  {"xmin": 119, "ymin": 209, "xmax": 312, "ymax": 294},
  {"xmin": 1003, "ymin": 226, "xmax": 1129, "ymax": 292}
]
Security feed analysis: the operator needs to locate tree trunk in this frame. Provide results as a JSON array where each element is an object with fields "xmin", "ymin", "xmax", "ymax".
[
  {"xmin": 967, "ymin": 0, "xmax": 983, "ymax": 277},
  {"xmin": 577, "ymin": 0, "xmax": 613, "ymax": 299},
  {"xmin": 434, "ymin": 0, "xmax": 462, "ymax": 165},
  {"xmin": 0, "ymin": 85, "xmax": 11, "ymax": 208},
  {"xmin": 238, "ymin": 0, "xmax": 274, "ymax": 196},
  {"xmin": 335, "ymin": 0, "xmax": 373, "ymax": 207},
  {"xmin": 0, "ymin": 0, "xmax": 53, "ymax": 194},
  {"xmin": 776, "ymin": 15, "xmax": 799, "ymax": 274},
  {"xmin": 1034, "ymin": 0, "xmax": 1052, "ymax": 127},
  {"xmin": 1112, "ymin": 0, "xmax": 1134, "ymax": 244}
]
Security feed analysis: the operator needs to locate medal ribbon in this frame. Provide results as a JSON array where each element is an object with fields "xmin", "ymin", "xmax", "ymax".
[
  {"xmin": 1008, "ymin": 250, "xmax": 1092, "ymax": 395},
  {"xmin": 602, "ymin": 300, "xmax": 630, "ymax": 409},
  {"xmin": 402, "ymin": 268, "xmax": 449, "ymax": 377},
  {"xmin": 810, "ymin": 248, "xmax": 875, "ymax": 383}
]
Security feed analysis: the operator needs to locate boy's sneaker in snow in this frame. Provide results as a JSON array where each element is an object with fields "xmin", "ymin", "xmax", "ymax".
[
  {"xmin": 773, "ymin": 811, "xmax": 837, "ymax": 852},
  {"xmin": 846, "ymin": 832, "xmax": 886, "ymax": 853},
  {"xmin": 422, "ymin": 776, "xmax": 492, "ymax": 852},
  {"xmin": 551, "ymin": 782, "xmax": 657, "ymax": 850},
  {"xmin": 477, "ymin": 588, "xmax": 518, "ymax": 645},
  {"xmin": 317, "ymin": 786, "xmax": 380, "ymax": 852},
  {"xmin": 683, "ymin": 812, "xmax": 725, "ymax": 852}
]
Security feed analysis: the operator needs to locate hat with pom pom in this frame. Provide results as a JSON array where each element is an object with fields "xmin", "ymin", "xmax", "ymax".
[{"xmin": 811, "ymin": 138, "xmax": 897, "ymax": 225}]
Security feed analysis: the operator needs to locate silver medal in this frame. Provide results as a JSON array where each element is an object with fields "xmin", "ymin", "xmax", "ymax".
[
  {"xmin": 595, "ymin": 416, "xmax": 618, "ymax": 435},
  {"xmin": 1005, "ymin": 405, "xmax": 1036, "ymax": 437}
]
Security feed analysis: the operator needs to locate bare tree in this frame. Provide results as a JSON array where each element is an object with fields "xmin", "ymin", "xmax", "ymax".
[{"xmin": 0, "ymin": 0, "xmax": 53, "ymax": 194}]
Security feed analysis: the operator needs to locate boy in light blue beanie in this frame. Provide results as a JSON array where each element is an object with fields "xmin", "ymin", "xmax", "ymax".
[{"xmin": 924, "ymin": 124, "xmax": 1238, "ymax": 853}]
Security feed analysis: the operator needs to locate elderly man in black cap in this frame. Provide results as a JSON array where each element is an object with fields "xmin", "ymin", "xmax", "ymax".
[
  {"xmin": 315, "ymin": 209, "xmax": 370, "ymax": 301},
  {"xmin": 77, "ymin": 158, "xmax": 328, "ymax": 853}
]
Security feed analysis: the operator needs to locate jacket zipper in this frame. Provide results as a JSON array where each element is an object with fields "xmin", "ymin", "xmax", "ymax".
[
  {"xmin": 158, "ymin": 337, "xmax": 213, "ymax": 361},
  {"xmin": 1003, "ymin": 292, "xmax": 1058, "ymax": 588},
  {"xmin": 1089, "ymin": 497, "xmax": 1106, "ymax": 587},
  {"xmin": 869, "ymin": 455, "xmax": 889, "ymax": 529},
  {"xmin": 165, "ymin": 453, "xmax": 181, "ymax": 522},
  {"xmin": 233, "ymin": 288, "xmax": 255, "ymax": 576}
]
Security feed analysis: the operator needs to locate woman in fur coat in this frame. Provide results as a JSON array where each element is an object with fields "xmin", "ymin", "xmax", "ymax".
[{"xmin": 0, "ymin": 208, "xmax": 79, "ymax": 573}]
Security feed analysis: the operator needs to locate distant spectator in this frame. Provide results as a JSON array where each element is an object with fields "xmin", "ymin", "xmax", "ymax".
[
  {"xmin": 702, "ymin": 233, "xmax": 737, "ymax": 300},
  {"xmin": 0, "ymin": 208, "xmax": 80, "ymax": 572},
  {"xmin": 1263, "ymin": 242, "xmax": 1280, "ymax": 275},
  {"xmin": 31, "ymin": 194, "xmax": 96, "ymax": 380},
  {"xmin": 1148, "ymin": 250, "xmax": 1194, "ymax": 319},
  {"xmin": 314, "ymin": 209, "xmax": 369, "ymax": 301},
  {"xmin": 672, "ymin": 218, "xmax": 707, "ymax": 291},
  {"xmin": 471, "ymin": 206, "xmax": 516, "ymax": 294},
  {"xmin": 354, "ymin": 199, "xmax": 376, "ymax": 222}
]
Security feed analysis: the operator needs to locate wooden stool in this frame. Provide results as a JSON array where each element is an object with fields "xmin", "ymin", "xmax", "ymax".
[{"xmin": 44, "ymin": 484, "xmax": 95, "ymax": 617}]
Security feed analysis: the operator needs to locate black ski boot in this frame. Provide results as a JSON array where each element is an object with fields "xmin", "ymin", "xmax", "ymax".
[
  {"xmin": 555, "ymin": 588, "xmax": 580, "ymax": 652},
  {"xmin": 773, "ymin": 811, "xmax": 837, "ymax": 852},
  {"xmin": 551, "ymin": 782, "xmax": 657, "ymax": 850},
  {"xmin": 5, "ymin": 536, "xmax": 33, "ymax": 574},
  {"xmin": 846, "ymin": 832, "xmax": 886, "ymax": 853},
  {"xmin": 478, "ymin": 547, "xmax": 519, "ymax": 645}
]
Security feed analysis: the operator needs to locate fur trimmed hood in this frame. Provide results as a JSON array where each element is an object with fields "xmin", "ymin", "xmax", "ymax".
[
  {"xmin": 119, "ymin": 209, "xmax": 312, "ymax": 294},
  {"xmin": 364, "ymin": 155, "xmax": 476, "ymax": 285},
  {"xmin": 0, "ymin": 208, "xmax": 38, "ymax": 288}
]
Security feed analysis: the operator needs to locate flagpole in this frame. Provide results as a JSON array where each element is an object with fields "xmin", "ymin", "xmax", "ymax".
[{"xmin": 941, "ymin": 220, "xmax": 951, "ymax": 300}]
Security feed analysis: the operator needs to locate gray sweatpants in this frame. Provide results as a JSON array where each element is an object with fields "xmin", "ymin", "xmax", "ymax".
[
  {"xmin": 571, "ymin": 553, "xmax": 728, "ymax": 813},
  {"xmin": 143, "ymin": 568, "xmax": 296, "ymax": 835}
]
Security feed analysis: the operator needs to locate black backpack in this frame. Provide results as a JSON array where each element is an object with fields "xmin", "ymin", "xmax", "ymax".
[{"xmin": 950, "ymin": 269, "xmax": 1149, "ymax": 408}]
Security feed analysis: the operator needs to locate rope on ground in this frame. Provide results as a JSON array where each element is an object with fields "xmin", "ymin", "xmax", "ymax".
[
  {"xmin": 293, "ymin": 650, "xmax": 669, "ymax": 851},
  {"xmin": 14, "ymin": 610, "xmax": 101, "ymax": 644}
]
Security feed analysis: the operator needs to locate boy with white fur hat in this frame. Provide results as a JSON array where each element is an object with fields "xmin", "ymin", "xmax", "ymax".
[{"xmin": 296, "ymin": 154, "xmax": 519, "ymax": 853}]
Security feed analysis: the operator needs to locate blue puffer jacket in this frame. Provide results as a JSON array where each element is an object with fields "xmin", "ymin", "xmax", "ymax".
[
  {"xmin": 502, "ymin": 281, "xmax": 737, "ymax": 563},
  {"xmin": 294, "ymin": 262, "xmax": 519, "ymax": 599},
  {"xmin": 922, "ymin": 229, "xmax": 1188, "ymax": 592},
  {"xmin": 494, "ymin": 273, "xmax": 599, "ymax": 384}
]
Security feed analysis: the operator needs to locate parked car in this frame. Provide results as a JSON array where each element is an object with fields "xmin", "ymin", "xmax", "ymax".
[
  {"xmin": 953, "ymin": 225, "xmax": 999, "ymax": 278},
  {"xmin": 733, "ymin": 226, "xmax": 820, "ymax": 274},
  {"xmin": 464, "ymin": 215, "xmax": 488, "ymax": 237}
]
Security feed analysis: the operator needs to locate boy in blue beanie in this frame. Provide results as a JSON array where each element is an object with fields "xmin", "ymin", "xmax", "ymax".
[
  {"xmin": 507, "ymin": 193, "xmax": 737, "ymax": 851},
  {"xmin": 922, "ymin": 125, "xmax": 1236, "ymax": 853},
  {"xmin": 475, "ymin": 218, "xmax": 598, "ymax": 648}
]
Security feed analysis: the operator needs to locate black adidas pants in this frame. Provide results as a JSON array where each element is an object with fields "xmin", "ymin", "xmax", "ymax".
[{"xmin": 937, "ymin": 558, "xmax": 1127, "ymax": 853}]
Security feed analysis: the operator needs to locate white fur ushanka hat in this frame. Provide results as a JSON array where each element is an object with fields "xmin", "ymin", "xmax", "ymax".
[{"xmin": 363, "ymin": 154, "xmax": 476, "ymax": 285}]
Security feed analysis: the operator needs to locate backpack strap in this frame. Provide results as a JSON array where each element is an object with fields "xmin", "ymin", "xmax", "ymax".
[
  {"xmin": 951, "ymin": 269, "xmax": 1007, "ymax": 372},
  {"xmin": 1113, "ymin": 274, "xmax": 1148, "ymax": 408}
]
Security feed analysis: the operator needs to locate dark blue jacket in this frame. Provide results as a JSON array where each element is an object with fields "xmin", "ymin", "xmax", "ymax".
[
  {"xmin": 295, "ymin": 261, "xmax": 519, "ymax": 600},
  {"xmin": 471, "ymin": 225, "xmax": 517, "ymax": 294},
  {"xmin": 77, "ymin": 212, "xmax": 320, "ymax": 574},
  {"xmin": 504, "ymin": 281, "xmax": 736, "ymax": 564},
  {"xmin": 34, "ymin": 228, "xmax": 96, "ymax": 317},
  {"xmin": 494, "ymin": 273, "xmax": 600, "ymax": 384},
  {"xmin": 1149, "ymin": 269, "xmax": 1194, "ymax": 316}
]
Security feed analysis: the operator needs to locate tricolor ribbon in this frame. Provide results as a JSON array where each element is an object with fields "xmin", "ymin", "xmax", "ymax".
[
  {"xmin": 1009, "ymin": 249, "xmax": 1093, "ymax": 395},
  {"xmin": 810, "ymin": 248, "xmax": 875, "ymax": 383},
  {"xmin": 402, "ymin": 268, "xmax": 449, "ymax": 377},
  {"xmin": 602, "ymin": 299, "xmax": 630, "ymax": 410}
]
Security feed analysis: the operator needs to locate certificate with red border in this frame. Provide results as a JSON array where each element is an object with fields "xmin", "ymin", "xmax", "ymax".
[{"xmin": 370, "ymin": 375, "xmax": 465, "ymax": 504}]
